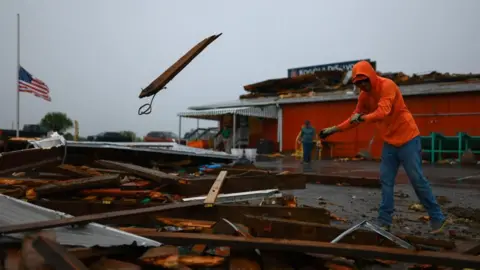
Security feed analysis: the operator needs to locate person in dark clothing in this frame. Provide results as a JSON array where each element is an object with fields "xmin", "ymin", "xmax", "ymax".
[{"xmin": 298, "ymin": 120, "xmax": 317, "ymax": 163}]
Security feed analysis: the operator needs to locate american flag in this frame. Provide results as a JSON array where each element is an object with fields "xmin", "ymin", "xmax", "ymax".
[{"xmin": 18, "ymin": 66, "xmax": 51, "ymax": 102}]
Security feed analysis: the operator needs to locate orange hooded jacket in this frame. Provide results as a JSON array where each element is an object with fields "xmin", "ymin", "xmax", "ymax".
[{"xmin": 336, "ymin": 61, "xmax": 419, "ymax": 147}]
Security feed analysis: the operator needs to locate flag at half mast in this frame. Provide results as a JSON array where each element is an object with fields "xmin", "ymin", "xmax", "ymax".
[{"xmin": 18, "ymin": 66, "xmax": 51, "ymax": 102}]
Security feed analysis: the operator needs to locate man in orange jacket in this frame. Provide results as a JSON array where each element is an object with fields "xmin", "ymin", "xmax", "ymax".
[{"xmin": 320, "ymin": 61, "xmax": 447, "ymax": 234}]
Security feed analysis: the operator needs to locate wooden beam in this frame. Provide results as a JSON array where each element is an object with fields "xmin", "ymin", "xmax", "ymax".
[
  {"xmin": 138, "ymin": 232, "xmax": 480, "ymax": 268},
  {"xmin": 96, "ymin": 160, "xmax": 179, "ymax": 185},
  {"xmin": 30, "ymin": 174, "xmax": 120, "ymax": 198},
  {"xmin": 0, "ymin": 201, "xmax": 202, "ymax": 235}
]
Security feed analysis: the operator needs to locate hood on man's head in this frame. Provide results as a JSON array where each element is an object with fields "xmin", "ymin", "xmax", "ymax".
[{"xmin": 352, "ymin": 61, "xmax": 377, "ymax": 87}]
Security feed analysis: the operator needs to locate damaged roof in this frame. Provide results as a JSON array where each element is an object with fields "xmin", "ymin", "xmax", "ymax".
[{"xmin": 188, "ymin": 81, "xmax": 480, "ymax": 110}]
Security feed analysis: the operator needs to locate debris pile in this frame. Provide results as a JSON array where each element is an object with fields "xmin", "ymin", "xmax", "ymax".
[
  {"xmin": 241, "ymin": 70, "xmax": 480, "ymax": 99},
  {"xmin": 0, "ymin": 136, "xmax": 479, "ymax": 269}
]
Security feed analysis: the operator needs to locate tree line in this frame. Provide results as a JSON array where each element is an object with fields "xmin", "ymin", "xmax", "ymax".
[{"xmin": 39, "ymin": 112, "xmax": 140, "ymax": 141}]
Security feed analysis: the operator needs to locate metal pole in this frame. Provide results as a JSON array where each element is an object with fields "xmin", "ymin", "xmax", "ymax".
[
  {"xmin": 16, "ymin": 14, "xmax": 20, "ymax": 137},
  {"xmin": 178, "ymin": 116, "xmax": 182, "ymax": 141},
  {"xmin": 232, "ymin": 113, "xmax": 236, "ymax": 149},
  {"xmin": 197, "ymin": 118, "xmax": 199, "ymax": 129}
]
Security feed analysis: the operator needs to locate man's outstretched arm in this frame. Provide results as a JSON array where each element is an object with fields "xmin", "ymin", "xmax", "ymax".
[
  {"xmin": 336, "ymin": 93, "xmax": 368, "ymax": 132},
  {"xmin": 362, "ymin": 81, "xmax": 396, "ymax": 123}
]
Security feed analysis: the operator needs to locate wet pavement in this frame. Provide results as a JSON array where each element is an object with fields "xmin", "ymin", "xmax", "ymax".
[
  {"xmin": 256, "ymin": 159, "xmax": 480, "ymax": 243},
  {"xmin": 256, "ymin": 159, "xmax": 480, "ymax": 187}
]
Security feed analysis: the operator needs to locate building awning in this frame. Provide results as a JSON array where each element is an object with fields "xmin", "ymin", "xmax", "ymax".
[{"xmin": 178, "ymin": 105, "xmax": 278, "ymax": 120}]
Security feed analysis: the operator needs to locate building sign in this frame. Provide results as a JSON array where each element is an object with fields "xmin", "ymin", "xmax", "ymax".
[{"xmin": 288, "ymin": 59, "xmax": 376, "ymax": 78}]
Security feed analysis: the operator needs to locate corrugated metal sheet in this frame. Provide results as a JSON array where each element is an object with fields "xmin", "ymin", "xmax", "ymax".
[
  {"xmin": 178, "ymin": 105, "xmax": 278, "ymax": 119},
  {"xmin": 187, "ymin": 81, "xmax": 480, "ymax": 110},
  {"xmin": 0, "ymin": 194, "xmax": 161, "ymax": 247},
  {"xmin": 188, "ymin": 97, "xmax": 278, "ymax": 110},
  {"xmin": 67, "ymin": 141, "xmax": 236, "ymax": 160}
]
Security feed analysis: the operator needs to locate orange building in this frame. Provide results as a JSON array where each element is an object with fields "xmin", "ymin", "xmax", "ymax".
[{"xmin": 178, "ymin": 81, "xmax": 480, "ymax": 158}]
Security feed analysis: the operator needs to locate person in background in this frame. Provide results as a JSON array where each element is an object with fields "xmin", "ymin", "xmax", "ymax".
[
  {"xmin": 221, "ymin": 125, "xmax": 232, "ymax": 153},
  {"xmin": 319, "ymin": 60, "xmax": 447, "ymax": 234},
  {"xmin": 298, "ymin": 120, "xmax": 317, "ymax": 164}
]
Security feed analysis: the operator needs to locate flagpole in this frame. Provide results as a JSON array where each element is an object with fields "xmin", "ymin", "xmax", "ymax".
[{"xmin": 16, "ymin": 13, "xmax": 20, "ymax": 137}]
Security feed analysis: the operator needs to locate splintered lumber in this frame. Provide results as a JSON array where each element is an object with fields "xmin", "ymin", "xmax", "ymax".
[
  {"xmin": 138, "ymin": 33, "xmax": 222, "ymax": 98},
  {"xmin": 0, "ymin": 148, "xmax": 63, "ymax": 175},
  {"xmin": 167, "ymin": 174, "xmax": 306, "ymax": 196},
  {"xmin": 0, "ymin": 178, "xmax": 52, "ymax": 187},
  {"xmin": 137, "ymin": 232, "xmax": 480, "ymax": 268},
  {"xmin": 96, "ymin": 160, "xmax": 179, "ymax": 184},
  {"xmin": 28, "ymin": 174, "xmax": 121, "ymax": 199},
  {"xmin": 32, "ymin": 236, "xmax": 89, "ymax": 270},
  {"xmin": 58, "ymin": 164, "xmax": 103, "ymax": 177},
  {"xmin": 204, "ymin": 170, "xmax": 228, "ymax": 206},
  {"xmin": 0, "ymin": 201, "xmax": 203, "ymax": 235}
]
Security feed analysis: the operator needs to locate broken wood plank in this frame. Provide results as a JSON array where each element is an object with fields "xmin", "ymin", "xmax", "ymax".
[
  {"xmin": 0, "ymin": 178, "xmax": 53, "ymax": 187},
  {"xmin": 137, "ymin": 232, "xmax": 480, "ymax": 268},
  {"xmin": 96, "ymin": 160, "xmax": 180, "ymax": 184},
  {"xmin": 57, "ymin": 164, "xmax": 103, "ymax": 177},
  {"xmin": 166, "ymin": 173, "xmax": 306, "ymax": 196},
  {"xmin": 0, "ymin": 201, "xmax": 202, "ymax": 235},
  {"xmin": 138, "ymin": 33, "xmax": 222, "ymax": 98},
  {"xmin": 32, "ymin": 236, "xmax": 89, "ymax": 270},
  {"xmin": 0, "ymin": 148, "xmax": 63, "ymax": 175},
  {"xmin": 243, "ymin": 215, "xmax": 455, "ymax": 250},
  {"xmin": 28, "ymin": 174, "xmax": 120, "ymax": 199},
  {"xmin": 204, "ymin": 170, "xmax": 227, "ymax": 206}
]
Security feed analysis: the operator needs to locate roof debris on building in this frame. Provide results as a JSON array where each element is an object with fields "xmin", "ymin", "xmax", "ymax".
[
  {"xmin": 0, "ymin": 134, "xmax": 479, "ymax": 269},
  {"xmin": 240, "ymin": 69, "xmax": 480, "ymax": 99}
]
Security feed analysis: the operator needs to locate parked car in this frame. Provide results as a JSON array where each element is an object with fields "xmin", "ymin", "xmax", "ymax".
[
  {"xmin": 143, "ymin": 131, "xmax": 179, "ymax": 143},
  {"xmin": 87, "ymin": 132, "xmax": 133, "ymax": 142}
]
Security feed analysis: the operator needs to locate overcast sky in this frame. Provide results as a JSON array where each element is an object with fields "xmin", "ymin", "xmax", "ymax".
[{"xmin": 1, "ymin": 0, "xmax": 479, "ymax": 137}]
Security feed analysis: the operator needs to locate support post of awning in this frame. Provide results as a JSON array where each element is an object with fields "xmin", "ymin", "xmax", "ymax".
[
  {"xmin": 277, "ymin": 107, "xmax": 283, "ymax": 152},
  {"xmin": 178, "ymin": 116, "xmax": 182, "ymax": 141},
  {"xmin": 197, "ymin": 119, "xmax": 200, "ymax": 129},
  {"xmin": 232, "ymin": 112, "xmax": 237, "ymax": 149}
]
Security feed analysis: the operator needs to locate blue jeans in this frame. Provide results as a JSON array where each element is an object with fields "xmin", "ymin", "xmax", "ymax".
[
  {"xmin": 302, "ymin": 142, "xmax": 313, "ymax": 163},
  {"xmin": 378, "ymin": 136, "xmax": 445, "ymax": 226}
]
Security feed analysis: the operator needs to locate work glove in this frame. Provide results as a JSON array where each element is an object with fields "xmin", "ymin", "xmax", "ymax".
[
  {"xmin": 350, "ymin": 113, "xmax": 364, "ymax": 124},
  {"xmin": 319, "ymin": 126, "xmax": 338, "ymax": 139}
]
